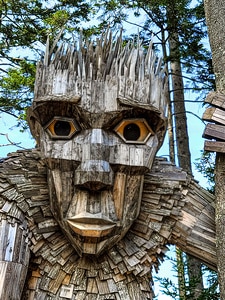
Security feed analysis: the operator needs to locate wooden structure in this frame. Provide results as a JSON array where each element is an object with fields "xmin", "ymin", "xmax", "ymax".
[
  {"xmin": 0, "ymin": 32, "xmax": 216, "ymax": 299},
  {"xmin": 203, "ymin": 91, "xmax": 225, "ymax": 152}
]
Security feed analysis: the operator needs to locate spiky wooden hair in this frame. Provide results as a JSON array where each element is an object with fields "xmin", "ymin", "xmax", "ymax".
[{"xmin": 34, "ymin": 30, "xmax": 167, "ymax": 116}]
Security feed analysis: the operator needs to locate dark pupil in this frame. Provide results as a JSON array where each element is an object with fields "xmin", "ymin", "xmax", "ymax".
[
  {"xmin": 54, "ymin": 121, "xmax": 71, "ymax": 136},
  {"xmin": 123, "ymin": 123, "xmax": 140, "ymax": 141}
]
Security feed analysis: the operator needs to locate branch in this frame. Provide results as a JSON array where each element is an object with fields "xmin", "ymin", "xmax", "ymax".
[
  {"xmin": 0, "ymin": 108, "xmax": 18, "ymax": 118},
  {"xmin": 171, "ymin": 111, "xmax": 206, "ymax": 124},
  {"xmin": 170, "ymin": 99, "xmax": 204, "ymax": 104},
  {"xmin": 0, "ymin": 133, "xmax": 26, "ymax": 149}
]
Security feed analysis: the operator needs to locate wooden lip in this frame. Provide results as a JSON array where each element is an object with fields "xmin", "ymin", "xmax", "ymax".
[
  {"xmin": 67, "ymin": 219, "xmax": 116, "ymax": 237},
  {"xmin": 67, "ymin": 216, "xmax": 116, "ymax": 225}
]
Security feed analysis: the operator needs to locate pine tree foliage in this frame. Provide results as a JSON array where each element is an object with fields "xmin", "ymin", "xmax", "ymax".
[
  {"xmin": 195, "ymin": 151, "xmax": 216, "ymax": 193},
  {"xmin": 0, "ymin": 0, "xmax": 91, "ymax": 124},
  {"xmin": 154, "ymin": 251, "xmax": 219, "ymax": 300},
  {"xmin": 95, "ymin": 0, "xmax": 214, "ymax": 95}
]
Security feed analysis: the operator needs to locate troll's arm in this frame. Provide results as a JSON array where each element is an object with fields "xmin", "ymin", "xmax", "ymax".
[{"xmin": 144, "ymin": 158, "xmax": 216, "ymax": 270}]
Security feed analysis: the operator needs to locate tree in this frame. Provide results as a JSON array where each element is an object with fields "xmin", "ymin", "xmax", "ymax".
[
  {"xmin": 204, "ymin": 0, "xmax": 225, "ymax": 298},
  {"xmin": 195, "ymin": 150, "xmax": 215, "ymax": 194},
  {"xmin": 0, "ymin": 0, "xmax": 91, "ymax": 126},
  {"xmin": 155, "ymin": 253, "xmax": 219, "ymax": 299}
]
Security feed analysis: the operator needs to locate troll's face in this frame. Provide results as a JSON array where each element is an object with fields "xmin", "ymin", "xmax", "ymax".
[{"xmin": 29, "ymin": 94, "xmax": 165, "ymax": 256}]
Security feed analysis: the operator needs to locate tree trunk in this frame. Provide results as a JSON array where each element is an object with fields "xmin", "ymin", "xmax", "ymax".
[
  {"xmin": 187, "ymin": 254, "xmax": 204, "ymax": 299},
  {"xmin": 176, "ymin": 248, "xmax": 187, "ymax": 300},
  {"xmin": 167, "ymin": 3, "xmax": 204, "ymax": 298},
  {"xmin": 169, "ymin": 33, "xmax": 192, "ymax": 174},
  {"xmin": 161, "ymin": 28, "xmax": 175, "ymax": 163},
  {"xmin": 204, "ymin": 1, "xmax": 225, "ymax": 298}
]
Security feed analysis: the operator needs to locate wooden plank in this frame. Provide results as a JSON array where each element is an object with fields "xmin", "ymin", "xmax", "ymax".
[
  {"xmin": 127, "ymin": 280, "xmax": 144, "ymax": 298},
  {"xmin": 112, "ymin": 273, "xmax": 126, "ymax": 283},
  {"xmin": 13, "ymin": 224, "xmax": 23, "ymax": 262},
  {"xmin": 107, "ymin": 279, "xmax": 118, "ymax": 293},
  {"xmin": 70, "ymin": 268, "xmax": 85, "ymax": 286},
  {"xmin": 205, "ymin": 91, "xmax": 225, "ymax": 109},
  {"xmin": 96, "ymin": 279, "xmax": 110, "ymax": 295},
  {"xmin": 204, "ymin": 140, "xmax": 225, "ymax": 153},
  {"xmin": 202, "ymin": 107, "xmax": 225, "ymax": 125},
  {"xmin": 48, "ymin": 263, "xmax": 61, "ymax": 279},
  {"xmin": 0, "ymin": 262, "xmax": 28, "ymax": 299},
  {"xmin": 117, "ymin": 281, "xmax": 131, "ymax": 300},
  {"xmin": 48, "ymin": 269, "xmax": 67, "ymax": 294},
  {"xmin": 59, "ymin": 284, "xmax": 74, "ymax": 299},
  {"xmin": 203, "ymin": 123, "xmax": 225, "ymax": 140},
  {"xmin": 35, "ymin": 94, "xmax": 81, "ymax": 104},
  {"xmin": 75, "ymin": 291, "xmax": 86, "ymax": 300},
  {"xmin": 31, "ymin": 240, "xmax": 45, "ymax": 254},
  {"xmin": 28, "ymin": 276, "xmax": 39, "ymax": 290},
  {"xmin": 87, "ymin": 278, "xmax": 98, "ymax": 294}
]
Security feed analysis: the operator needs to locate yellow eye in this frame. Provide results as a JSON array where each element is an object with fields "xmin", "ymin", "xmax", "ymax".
[
  {"xmin": 45, "ymin": 117, "xmax": 79, "ymax": 139},
  {"xmin": 114, "ymin": 118, "xmax": 153, "ymax": 144}
]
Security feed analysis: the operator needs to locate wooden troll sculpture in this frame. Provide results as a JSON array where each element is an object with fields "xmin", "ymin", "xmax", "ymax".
[{"xmin": 0, "ymin": 32, "xmax": 216, "ymax": 299}]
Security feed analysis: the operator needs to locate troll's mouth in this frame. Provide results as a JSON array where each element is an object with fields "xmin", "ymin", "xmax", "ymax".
[{"xmin": 67, "ymin": 215, "xmax": 116, "ymax": 237}]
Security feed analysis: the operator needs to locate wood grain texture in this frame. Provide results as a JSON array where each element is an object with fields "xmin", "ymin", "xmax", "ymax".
[
  {"xmin": 204, "ymin": 140, "xmax": 225, "ymax": 153},
  {"xmin": 205, "ymin": 91, "xmax": 225, "ymax": 108},
  {"xmin": 202, "ymin": 106, "xmax": 225, "ymax": 125},
  {"xmin": 203, "ymin": 123, "xmax": 225, "ymax": 141},
  {"xmin": 0, "ymin": 149, "xmax": 216, "ymax": 299},
  {"xmin": 203, "ymin": 91, "xmax": 225, "ymax": 152},
  {"xmin": 31, "ymin": 31, "xmax": 167, "ymax": 125}
]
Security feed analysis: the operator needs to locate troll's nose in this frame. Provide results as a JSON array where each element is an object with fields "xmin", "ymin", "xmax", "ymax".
[{"xmin": 74, "ymin": 160, "xmax": 114, "ymax": 191}]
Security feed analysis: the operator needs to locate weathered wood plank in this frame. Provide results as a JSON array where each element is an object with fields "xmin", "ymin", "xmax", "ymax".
[
  {"xmin": 48, "ymin": 269, "xmax": 67, "ymax": 294},
  {"xmin": 204, "ymin": 91, "xmax": 225, "ymax": 109},
  {"xmin": 59, "ymin": 284, "xmax": 74, "ymax": 298},
  {"xmin": 203, "ymin": 123, "xmax": 225, "ymax": 140},
  {"xmin": 87, "ymin": 278, "xmax": 98, "ymax": 294},
  {"xmin": 0, "ymin": 262, "xmax": 28, "ymax": 300},
  {"xmin": 202, "ymin": 106, "xmax": 225, "ymax": 125},
  {"xmin": 204, "ymin": 140, "xmax": 225, "ymax": 152}
]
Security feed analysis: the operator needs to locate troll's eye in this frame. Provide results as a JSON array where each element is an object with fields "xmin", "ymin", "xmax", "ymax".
[
  {"xmin": 45, "ymin": 117, "xmax": 79, "ymax": 139},
  {"xmin": 114, "ymin": 118, "xmax": 154, "ymax": 144}
]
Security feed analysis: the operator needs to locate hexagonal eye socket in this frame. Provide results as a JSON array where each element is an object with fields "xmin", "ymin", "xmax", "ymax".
[
  {"xmin": 114, "ymin": 118, "xmax": 153, "ymax": 144},
  {"xmin": 45, "ymin": 117, "xmax": 79, "ymax": 139}
]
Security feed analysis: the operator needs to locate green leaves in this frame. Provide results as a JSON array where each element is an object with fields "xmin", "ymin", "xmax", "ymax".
[
  {"xmin": 44, "ymin": 10, "xmax": 70, "ymax": 28},
  {"xmin": 0, "ymin": 0, "xmax": 91, "ymax": 125},
  {"xmin": 1, "ymin": 61, "xmax": 35, "ymax": 91},
  {"xmin": 0, "ymin": 60, "xmax": 36, "ymax": 128},
  {"xmin": 195, "ymin": 151, "xmax": 216, "ymax": 193}
]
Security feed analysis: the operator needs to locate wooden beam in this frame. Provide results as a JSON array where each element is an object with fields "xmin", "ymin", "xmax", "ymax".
[
  {"xmin": 202, "ymin": 107, "xmax": 225, "ymax": 125},
  {"xmin": 203, "ymin": 123, "xmax": 225, "ymax": 141},
  {"xmin": 205, "ymin": 91, "xmax": 225, "ymax": 109},
  {"xmin": 204, "ymin": 140, "xmax": 225, "ymax": 153}
]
